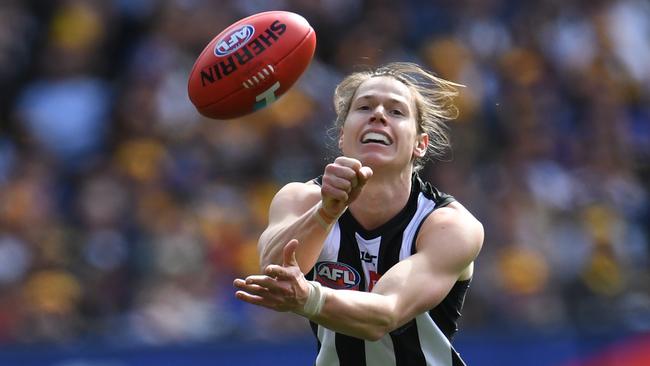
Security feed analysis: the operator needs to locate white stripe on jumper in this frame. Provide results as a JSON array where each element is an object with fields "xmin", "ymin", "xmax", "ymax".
[
  {"xmin": 316, "ymin": 326, "xmax": 340, "ymax": 366},
  {"xmin": 365, "ymin": 334, "xmax": 397, "ymax": 366},
  {"xmin": 417, "ymin": 313, "xmax": 453, "ymax": 366},
  {"xmin": 400, "ymin": 193, "xmax": 436, "ymax": 260}
]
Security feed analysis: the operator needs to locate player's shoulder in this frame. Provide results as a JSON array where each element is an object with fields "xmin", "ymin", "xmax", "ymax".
[
  {"xmin": 277, "ymin": 178, "xmax": 321, "ymax": 194},
  {"xmin": 272, "ymin": 179, "xmax": 321, "ymax": 205},
  {"xmin": 418, "ymin": 201, "xmax": 484, "ymax": 257},
  {"xmin": 266, "ymin": 179, "xmax": 322, "ymax": 223}
]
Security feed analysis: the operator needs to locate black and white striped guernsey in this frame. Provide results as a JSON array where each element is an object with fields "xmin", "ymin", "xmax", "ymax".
[{"xmin": 308, "ymin": 173, "xmax": 470, "ymax": 366}]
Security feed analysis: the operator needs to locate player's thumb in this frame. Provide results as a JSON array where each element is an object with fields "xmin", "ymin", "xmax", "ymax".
[
  {"xmin": 283, "ymin": 239, "xmax": 300, "ymax": 267},
  {"xmin": 359, "ymin": 166, "xmax": 373, "ymax": 181},
  {"xmin": 354, "ymin": 166, "xmax": 373, "ymax": 191}
]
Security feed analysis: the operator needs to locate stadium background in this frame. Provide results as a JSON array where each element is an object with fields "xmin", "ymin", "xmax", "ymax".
[{"xmin": 0, "ymin": 0, "xmax": 649, "ymax": 365}]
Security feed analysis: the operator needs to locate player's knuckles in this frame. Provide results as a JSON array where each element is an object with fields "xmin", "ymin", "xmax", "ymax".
[
  {"xmin": 334, "ymin": 156, "xmax": 362, "ymax": 170},
  {"xmin": 326, "ymin": 163, "xmax": 356, "ymax": 180},
  {"xmin": 334, "ymin": 166, "xmax": 358, "ymax": 180},
  {"xmin": 264, "ymin": 265, "xmax": 283, "ymax": 277},
  {"xmin": 332, "ymin": 156, "xmax": 348, "ymax": 165},
  {"xmin": 271, "ymin": 271, "xmax": 295, "ymax": 283},
  {"xmin": 274, "ymin": 268, "xmax": 297, "ymax": 280},
  {"xmin": 286, "ymin": 267, "xmax": 304, "ymax": 278},
  {"xmin": 246, "ymin": 274, "xmax": 268, "ymax": 282},
  {"xmin": 323, "ymin": 163, "xmax": 342, "ymax": 176},
  {"xmin": 330, "ymin": 177, "xmax": 351, "ymax": 192},
  {"xmin": 247, "ymin": 276, "xmax": 276, "ymax": 288},
  {"xmin": 358, "ymin": 166, "xmax": 373, "ymax": 181},
  {"xmin": 321, "ymin": 174, "xmax": 339, "ymax": 188},
  {"xmin": 272, "ymin": 284, "xmax": 295, "ymax": 297}
]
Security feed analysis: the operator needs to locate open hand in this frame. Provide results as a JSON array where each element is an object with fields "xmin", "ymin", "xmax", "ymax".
[{"xmin": 234, "ymin": 239, "xmax": 310, "ymax": 312}]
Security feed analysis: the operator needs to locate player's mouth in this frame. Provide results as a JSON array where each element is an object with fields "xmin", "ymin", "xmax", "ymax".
[{"xmin": 360, "ymin": 131, "xmax": 392, "ymax": 146}]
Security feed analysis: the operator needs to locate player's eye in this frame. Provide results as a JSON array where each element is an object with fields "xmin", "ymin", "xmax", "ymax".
[
  {"xmin": 357, "ymin": 105, "xmax": 370, "ymax": 110},
  {"xmin": 392, "ymin": 109, "xmax": 404, "ymax": 116}
]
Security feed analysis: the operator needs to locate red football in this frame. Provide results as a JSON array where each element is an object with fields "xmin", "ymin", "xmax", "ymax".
[{"xmin": 188, "ymin": 11, "xmax": 316, "ymax": 120}]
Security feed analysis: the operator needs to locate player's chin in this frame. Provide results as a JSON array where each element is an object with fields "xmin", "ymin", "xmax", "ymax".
[
  {"xmin": 356, "ymin": 153, "xmax": 394, "ymax": 169},
  {"xmin": 361, "ymin": 151, "xmax": 416, "ymax": 172}
]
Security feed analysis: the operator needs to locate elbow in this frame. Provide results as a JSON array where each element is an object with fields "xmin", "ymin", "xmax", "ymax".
[
  {"xmin": 257, "ymin": 231, "xmax": 287, "ymax": 270},
  {"xmin": 363, "ymin": 300, "xmax": 408, "ymax": 341},
  {"xmin": 364, "ymin": 330, "xmax": 387, "ymax": 342},
  {"xmin": 258, "ymin": 247, "xmax": 278, "ymax": 271},
  {"xmin": 257, "ymin": 245, "xmax": 274, "ymax": 271},
  {"xmin": 361, "ymin": 314, "xmax": 398, "ymax": 342},
  {"xmin": 258, "ymin": 258, "xmax": 270, "ymax": 272},
  {"xmin": 362, "ymin": 324, "xmax": 393, "ymax": 342},
  {"xmin": 257, "ymin": 233, "xmax": 279, "ymax": 270}
]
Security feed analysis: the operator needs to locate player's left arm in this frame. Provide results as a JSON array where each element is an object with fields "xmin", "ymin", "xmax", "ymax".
[
  {"xmin": 234, "ymin": 201, "xmax": 484, "ymax": 341},
  {"xmin": 314, "ymin": 202, "xmax": 483, "ymax": 340}
]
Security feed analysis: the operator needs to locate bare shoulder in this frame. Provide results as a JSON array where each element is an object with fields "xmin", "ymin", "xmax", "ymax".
[
  {"xmin": 427, "ymin": 201, "xmax": 483, "ymax": 240},
  {"xmin": 273, "ymin": 179, "xmax": 321, "ymax": 204},
  {"xmin": 416, "ymin": 201, "xmax": 484, "ymax": 270},
  {"xmin": 268, "ymin": 180, "xmax": 322, "ymax": 222}
]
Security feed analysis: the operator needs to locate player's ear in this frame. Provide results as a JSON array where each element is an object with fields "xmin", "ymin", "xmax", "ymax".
[
  {"xmin": 338, "ymin": 128, "xmax": 344, "ymax": 150},
  {"xmin": 413, "ymin": 132, "xmax": 428, "ymax": 158}
]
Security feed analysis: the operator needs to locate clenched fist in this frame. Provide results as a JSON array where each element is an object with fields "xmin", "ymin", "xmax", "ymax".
[{"xmin": 320, "ymin": 157, "xmax": 373, "ymax": 220}]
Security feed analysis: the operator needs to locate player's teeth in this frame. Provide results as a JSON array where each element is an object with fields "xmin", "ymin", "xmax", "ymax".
[{"xmin": 362, "ymin": 132, "xmax": 390, "ymax": 144}]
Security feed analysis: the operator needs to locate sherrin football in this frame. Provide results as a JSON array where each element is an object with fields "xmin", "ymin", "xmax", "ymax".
[{"xmin": 188, "ymin": 11, "xmax": 316, "ymax": 120}]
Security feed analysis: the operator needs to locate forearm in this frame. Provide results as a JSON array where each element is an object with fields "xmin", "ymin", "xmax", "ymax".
[
  {"xmin": 259, "ymin": 202, "xmax": 337, "ymax": 273},
  {"xmin": 308, "ymin": 287, "xmax": 397, "ymax": 341}
]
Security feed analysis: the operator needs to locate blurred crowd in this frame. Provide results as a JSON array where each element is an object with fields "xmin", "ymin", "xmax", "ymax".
[{"xmin": 0, "ymin": 0, "xmax": 648, "ymax": 346}]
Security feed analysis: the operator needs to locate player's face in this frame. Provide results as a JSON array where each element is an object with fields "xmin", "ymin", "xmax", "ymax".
[{"xmin": 339, "ymin": 76, "xmax": 428, "ymax": 171}]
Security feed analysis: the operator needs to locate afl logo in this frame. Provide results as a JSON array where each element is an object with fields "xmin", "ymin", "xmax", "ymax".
[
  {"xmin": 214, "ymin": 25, "xmax": 255, "ymax": 57},
  {"xmin": 315, "ymin": 262, "xmax": 360, "ymax": 290}
]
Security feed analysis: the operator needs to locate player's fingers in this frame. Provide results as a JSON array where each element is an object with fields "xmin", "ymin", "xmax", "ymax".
[
  {"xmin": 237, "ymin": 276, "xmax": 292, "ymax": 298},
  {"xmin": 234, "ymin": 281, "xmax": 269, "ymax": 296},
  {"xmin": 282, "ymin": 239, "xmax": 299, "ymax": 267},
  {"xmin": 323, "ymin": 174, "xmax": 353, "ymax": 193},
  {"xmin": 324, "ymin": 163, "xmax": 357, "ymax": 182},
  {"xmin": 235, "ymin": 291, "xmax": 273, "ymax": 307},
  {"xmin": 333, "ymin": 156, "xmax": 362, "ymax": 171},
  {"xmin": 343, "ymin": 172, "xmax": 357, "ymax": 189},
  {"xmin": 243, "ymin": 275, "xmax": 285, "ymax": 295},
  {"xmin": 266, "ymin": 264, "xmax": 299, "ymax": 282},
  {"xmin": 247, "ymin": 272, "xmax": 297, "ymax": 293},
  {"xmin": 321, "ymin": 184, "xmax": 349, "ymax": 202},
  {"xmin": 236, "ymin": 291, "xmax": 292, "ymax": 312},
  {"xmin": 233, "ymin": 278, "xmax": 245, "ymax": 287},
  {"xmin": 352, "ymin": 166, "xmax": 372, "ymax": 191},
  {"xmin": 236, "ymin": 275, "xmax": 274, "ymax": 293},
  {"xmin": 244, "ymin": 274, "xmax": 271, "ymax": 284},
  {"xmin": 347, "ymin": 167, "xmax": 373, "ymax": 203},
  {"xmin": 358, "ymin": 166, "xmax": 373, "ymax": 182},
  {"xmin": 265, "ymin": 264, "xmax": 290, "ymax": 278}
]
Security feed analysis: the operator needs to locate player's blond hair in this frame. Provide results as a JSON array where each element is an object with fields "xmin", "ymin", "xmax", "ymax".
[{"xmin": 333, "ymin": 62, "xmax": 461, "ymax": 171}]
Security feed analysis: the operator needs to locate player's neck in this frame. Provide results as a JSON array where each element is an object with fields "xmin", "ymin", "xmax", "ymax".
[{"xmin": 348, "ymin": 167, "xmax": 413, "ymax": 231}]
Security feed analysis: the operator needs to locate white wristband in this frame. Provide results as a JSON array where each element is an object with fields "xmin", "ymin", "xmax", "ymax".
[{"xmin": 296, "ymin": 280, "xmax": 326, "ymax": 318}]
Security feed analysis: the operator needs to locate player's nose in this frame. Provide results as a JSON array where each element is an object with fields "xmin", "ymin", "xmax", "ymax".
[{"xmin": 369, "ymin": 106, "xmax": 387, "ymax": 124}]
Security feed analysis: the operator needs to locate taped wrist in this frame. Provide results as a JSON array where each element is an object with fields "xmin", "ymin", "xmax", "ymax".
[{"xmin": 296, "ymin": 280, "xmax": 326, "ymax": 318}]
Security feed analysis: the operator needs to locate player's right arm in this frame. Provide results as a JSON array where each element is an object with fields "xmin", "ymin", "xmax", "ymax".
[
  {"xmin": 258, "ymin": 157, "xmax": 372, "ymax": 273},
  {"xmin": 257, "ymin": 182, "xmax": 323, "ymax": 273}
]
